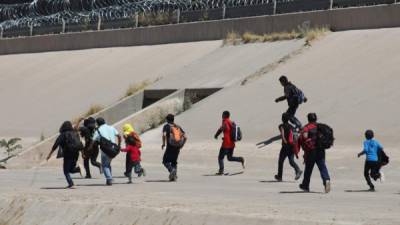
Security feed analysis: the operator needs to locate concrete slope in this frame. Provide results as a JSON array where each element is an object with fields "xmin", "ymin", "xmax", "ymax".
[
  {"xmin": 142, "ymin": 28, "xmax": 400, "ymax": 147},
  {"xmin": 0, "ymin": 41, "xmax": 220, "ymax": 142},
  {"xmin": 150, "ymin": 40, "xmax": 304, "ymax": 89}
]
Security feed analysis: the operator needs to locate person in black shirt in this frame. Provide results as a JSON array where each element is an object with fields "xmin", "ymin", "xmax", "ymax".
[
  {"xmin": 162, "ymin": 114, "xmax": 186, "ymax": 181},
  {"xmin": 46, "ymin": 121, "xmax": 82, "ymax": 188},
  {"xmin": 76, "ymin": 117, "xmax": 102, "ymax": 178},
  {"xmin": 275, "ymin": 75, "xmax": 307, "ymax": 129},
  {"xmin": 275, "ymin": 113, "xmax": 302, "ymax": 181}
]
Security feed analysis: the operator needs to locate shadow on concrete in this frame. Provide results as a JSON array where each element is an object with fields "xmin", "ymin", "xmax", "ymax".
[
  {"xmin": 259, "ymin": 180, "xmax": 296, "ymax": 183},
  {"xmin": 345, "ymin": 189, "xmax": 374, "ymax": 193},
  {"xmin": 40, "ymin": 187, "xmax": 69, "ymax": 190},
  {"xmin": 77, "ymin": 182, "xmax": 128, "ymax": 187},
  {"xmin": 145, "ymin": 179, "xmax": 171, "ymax": 183},
  {"xmin": 256, "ymin": 135, "xmax": 281, "ymax": 149},
  {"xmin": 203, "ymin": 171, "xmax": 244, "ymax": 177},
  {"xmin": 279, "ymin": 191, "xmax": 323, "ymax": 194}
]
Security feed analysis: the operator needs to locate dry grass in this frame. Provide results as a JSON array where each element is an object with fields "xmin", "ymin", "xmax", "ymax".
[
  {"xmin": 224, "ymin": 27, "xmax": 330, "ymax": 46},
  {"xmin": 122, "ymin": 77, "xmax": 161, "ymax": 99},
  {"xmin": 223, "ymin": 31, "xmax": 241, "ymax": 45},
  {"xmin": 72, "ymin": 104, "xmax": 104, "ymax": 125}
]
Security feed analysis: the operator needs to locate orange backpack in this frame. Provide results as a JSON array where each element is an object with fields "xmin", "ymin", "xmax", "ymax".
[{"xmin": 168, "ymin": 124, "xmax": 186, "ymax": 148}]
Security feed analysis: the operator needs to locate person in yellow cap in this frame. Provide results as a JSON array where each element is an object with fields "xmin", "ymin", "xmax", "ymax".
[{"xmin": 122, "ymin": 123, "xmax": 143, "ymax": 178}]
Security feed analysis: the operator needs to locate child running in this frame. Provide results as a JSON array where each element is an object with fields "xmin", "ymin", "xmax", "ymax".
[
  {"xmin": 357, "ymin": 130, "xmax": 384, "ymax": 192},
  {"xmin": 121, "ymin": 134, "xmax": 145, "ymax": 184}
]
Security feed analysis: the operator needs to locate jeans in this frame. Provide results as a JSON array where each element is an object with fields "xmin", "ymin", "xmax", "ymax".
[
  {"xmin": 364, "ymin": 161, "xmax": 380, "ymax": 189},
  {"xmin": 83, "ymin": 147, "xmax": 101, "ymax": 177},
  {"xmin": 218, "ymin": 147, "xmax": 244, "ymax": 173},
  {"xmin": 163, "ymin": 146, "xmax": 180, "ymax": 172},
  {"xmin": 301, "ymin": 149, "xmax": 330, "ymax": 189},
  {"xmin": 126, "ymin": 161, "xmax": 144, "ymax": 178},
  {"xmin": 101, "ymin": 153, "xmax": 112, "ymax": 181},
  {"xmin": 63, "ymin": 157, "xmax": 80, "ymax": 186},
  {"xmin": 277, "ymin": 145, "xmax": 301, "ymax": 178}
]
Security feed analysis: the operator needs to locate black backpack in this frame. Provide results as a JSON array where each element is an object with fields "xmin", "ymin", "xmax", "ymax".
[
  {"xmin": 97, "ymin": 130, "xmax": 120, "ymax": 158},
  {"xmin": 316, "ymin": 123, "xmax": 334, "ymax": 150},
  {"xmin": 64, "ymin": 131, "xmax": 84, "ymax": 152},
  {"xmin": 379, "ymin": 148, "xmax": 389, "ymax": 166},
  {"xmin": 230, "ymin": 122, "xmax": 242, "ymax": 142}
]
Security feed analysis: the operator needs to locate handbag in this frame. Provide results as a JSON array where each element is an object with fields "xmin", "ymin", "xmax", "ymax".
[{"xmin": 97, "ymin": 130, "xmax": 120, "ymax": 158}]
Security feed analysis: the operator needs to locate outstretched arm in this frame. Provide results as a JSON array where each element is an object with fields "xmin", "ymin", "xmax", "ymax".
[
  {"xmin": 214, "ymin": 127, "xmax": 223, "ymax": 139},
  {"xmin": 275, "ymin": 96, "xmax": 286, "ymax": 103},
  {"xmin": 357, "ymin": 150, "xmax": 365, "ymax": 158},
  {"xmin": 47, "ymin": 136, "xmax": 61, "ymax": 160}
]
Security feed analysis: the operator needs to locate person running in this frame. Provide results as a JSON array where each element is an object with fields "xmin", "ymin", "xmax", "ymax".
[
  {"xmin": 162, "ymin": 114, "xmax": 186, "ymax": 182},
  {"xmin": 46, "ymin": 121, "xmax": 83, "ymax": 188},
  {"xmin": 214, "ymin": 111, "xmax": 245, "ymax": 175},
  {"xmin": 121, "ymin": 135, "xmax": 145, "ymax": 183},
  {"xmin": 275, "ymin": 113, "xmax": 302, "ymax": 181},
  {"xmin": 357, "ymin": 130, "xmax": 383, "ymax": 192},
  {"xmin": 92, "ymin": 117, "xmax": 121, "ymax": 186},
  {"xmin": 275, "ymin": 75, "xmax": 307, "ymax": 130},
  {"xmin": 299, "ymin": 113, "xmax": 331, "ymax": 193},
  {"xmin": 122, "ymin": 123, "xmax": 143, "ymax": 177},
  {"xmin": 75, "ymin": 117, "xmax": 102, "ymax": 178}
]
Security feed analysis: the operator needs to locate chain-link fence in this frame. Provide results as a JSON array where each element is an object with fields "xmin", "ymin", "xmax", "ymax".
[{"xmin": 0, "ymin": 0, "xmax": 397, "ymax": 39}]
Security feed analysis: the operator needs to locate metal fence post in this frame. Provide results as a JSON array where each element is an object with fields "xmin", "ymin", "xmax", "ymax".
[
  {"xmin": 273, "ymin": 0, "xmax": 277, "ymax": 15},
  {"xmin": 177, "ymin": 9, "xmax": 180, "ymax": 24},
  {"xmin": 62, "ymin": 19, "xmax": 66, "ymax": 33},
  {"xmin": 330, "ymin": 0, "xmax": 333, "ymax": 9},
  {"xmin": 29, "ymin": 22, "xmax": 33, "ymax": 36},
  {"xmin": 0, "ymin": 26, "xmax": 3, "ymax": 39},
  {"xmin": 97, "ymin": 14, "xmax": 101, "ymax": 30},
  {"xmin": 135, "ymin": 12, "xmax": 139, "ymax": 27},
  {"xmin": 222, "ymin": 4, "xmax": 226, "ymax": 19}
]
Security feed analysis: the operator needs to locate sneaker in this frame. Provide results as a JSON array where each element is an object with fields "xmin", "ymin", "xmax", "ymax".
[
  {"xmin": 106, "ymin": 179, "xmax": 112, "ymax": 186},
  {"xmin": 295, "ymin": 170, "xmax": 303, "ymax": 180},
  {"xmin": 67, "ymin": 183, "xmax": 74, "ymax": 189},
  {"xmin": 299, "ymin": 184, "xmax": 310, "ymax": 192},
  {"xmin": 324, "ymin": 180, "xmax": 331, "ymax": 193},
  {"xmin": 369, "ymin": 187, "xmax": 375, "ymax": 192},
  {"xmin": 169, "ymin": 169, "xmax": 177, "ymax": 182},
  {"xmin": 241, "ymin": 158, "xmax": 246, "ymax": 169},
  {"xmin": 380, "ymin": 171, "xmax": 385, "ymax": 183},
  {"xmin": 127, "ymin": 178, "xmax": 132, "ymax": 184},
  {"xmin": 139, "ymin": 169, "xmax": 146, "ymax": 177},
  {"xmin": 215, "ymin": 171, "xmax": 224, "ymax": 176},
  {"xmin": 274, "ymin": 175, "xmax": 282, "ymax": 182}
]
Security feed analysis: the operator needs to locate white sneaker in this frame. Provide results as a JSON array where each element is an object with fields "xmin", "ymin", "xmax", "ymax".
[
  {"xmin": 380, "ymin": 171, "xmax": 385, "ymax": 183},
  {"xmin": 324, "ymin": 180, "xmax": 331, "ymax": 193}
]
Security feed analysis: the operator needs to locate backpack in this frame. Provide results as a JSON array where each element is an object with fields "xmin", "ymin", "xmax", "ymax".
[
  {"xmin": 230, "ymin": 121, "xmax": 242, "ymax": 142},
  {"xmin": 316, "ymin": 123, "xmax": 335, "ymax": 150},
  {"xmin": 379, "ymin": 148, "xmax": 389, "ymax": 166},
  {"xmin": 288, "ymin": 127, "xmax": 300, "ymax": 157},
  {"xmin": 168, "ymin": 124, "xmax": 186, "ymax": 148},
  {"xmin": 64, "ymin": 131, "xmax": 84, "ymax": 152},
  {"xmin": 97, "ymin": 130, "xmax": 120, "ymax": 158},
  {"xmin": 130, "ymin": 132, "xmax": 142, "ymax": 148},
  {"xmin": 293, "ymin": 86, "xmax": 306, "ymax": 104}
]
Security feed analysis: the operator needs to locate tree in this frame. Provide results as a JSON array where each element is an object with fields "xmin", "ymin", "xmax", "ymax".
[{"xmin": 0, "ymin": 138, "xmax": 22, "ymax": 157}]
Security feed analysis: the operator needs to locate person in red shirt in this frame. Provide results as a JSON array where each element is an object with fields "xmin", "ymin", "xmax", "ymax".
[
  {"xmin": 121, "ymin": 135, "xmax": 145, "ymax": 183},
  {"xmin": 214, "ymin": 111, "xmax": 245, "ymax": 175}
]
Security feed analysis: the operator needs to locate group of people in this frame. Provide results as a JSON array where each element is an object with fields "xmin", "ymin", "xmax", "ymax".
[
  {"xmin": 47, "ymin": 75, "xmax": 389, "ymax": 193},
  {"xmin": 273, "ymin": 75, "xmax": 388, "ymax": 192}
]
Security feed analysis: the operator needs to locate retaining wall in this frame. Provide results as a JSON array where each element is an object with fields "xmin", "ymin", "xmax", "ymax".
[{"xmin": 0, "ymin": 4, "xmax": 400, "ymax": 55}]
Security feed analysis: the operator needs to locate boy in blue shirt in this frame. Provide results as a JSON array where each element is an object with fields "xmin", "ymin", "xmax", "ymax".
[{"xmin": 357, "ymin": 130, "xmax": 383, "ymax": 192}]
